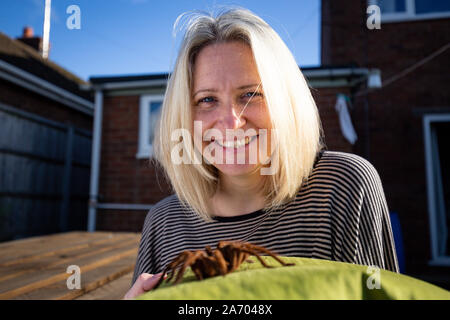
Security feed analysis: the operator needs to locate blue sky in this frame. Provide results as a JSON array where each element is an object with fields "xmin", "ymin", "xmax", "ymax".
[{"xmin": 0, "ymin": 0, "xmax": 321, "ymax": 81}]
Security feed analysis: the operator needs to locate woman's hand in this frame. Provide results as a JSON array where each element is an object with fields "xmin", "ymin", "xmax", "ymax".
[{"xmin": 123, "ymin": 273, "xmax": 164, "ymax": 300}]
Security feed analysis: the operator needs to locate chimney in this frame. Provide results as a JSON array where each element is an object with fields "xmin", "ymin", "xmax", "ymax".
[
  {"xmin": 16, "ymin": 26, "xmax": 47, "ymax": 56},
  {"xmin": 23, "ymin": 26, "xmax": 34, "ymax": 38}
]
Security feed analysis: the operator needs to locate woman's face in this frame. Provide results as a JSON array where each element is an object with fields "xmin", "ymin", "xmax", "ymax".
[{"xmin": 191, "ymin": 41, "xmax": 272, "ymax": 177}]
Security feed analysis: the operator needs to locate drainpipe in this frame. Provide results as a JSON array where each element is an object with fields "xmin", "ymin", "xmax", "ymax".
[{"xmin": 88, "ymin": 89, "xmax": 103, "ymax": 232}]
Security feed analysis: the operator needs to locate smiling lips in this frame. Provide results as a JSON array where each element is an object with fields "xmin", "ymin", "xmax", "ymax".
[{"xmin": 213, "ymin": 135, "xmax": 258, "ymax": 149}]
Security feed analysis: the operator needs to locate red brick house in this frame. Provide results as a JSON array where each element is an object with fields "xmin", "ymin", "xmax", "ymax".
[
  {"xmin": 321, "ymin": 0, "xmax": 450, "ymax": 286},
  {"xmin": 87, "ymin": 1, "xmax": 450, "ymax": 289},
  {"xmin": 0, "ymin": 28, "xmax": 94, "ymax": 240}
]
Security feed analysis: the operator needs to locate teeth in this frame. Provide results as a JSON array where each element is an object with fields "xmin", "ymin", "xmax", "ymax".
[{"xmin": 215, "ymin": 136, "xmax": 254, "ymax": 148}]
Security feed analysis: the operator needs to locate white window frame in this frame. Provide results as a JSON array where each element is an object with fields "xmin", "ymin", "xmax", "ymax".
[
  {"xmin": 423, "ymin": 113, "xmax": 450, "ymax": 266},
  {"xmin": 136, "ymin": 94, "xmax": 164, "ymax": 159},
  {"xmin": 371, "ymin": 0, "xmax": 450, "ymax": 23}
]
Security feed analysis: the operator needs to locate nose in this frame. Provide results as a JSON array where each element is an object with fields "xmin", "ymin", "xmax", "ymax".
[{"xmin": 218, "ymin": 100, "xmax": 246, "ymax": 130}]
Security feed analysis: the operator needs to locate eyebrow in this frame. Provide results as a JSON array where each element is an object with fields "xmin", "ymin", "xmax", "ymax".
[{"xmin": 193, "ymin": 84, "xmax": 260, "ymax": 97}]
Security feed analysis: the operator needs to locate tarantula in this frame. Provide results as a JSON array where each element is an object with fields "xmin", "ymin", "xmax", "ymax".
[{"xmin": 154, "ymin": 241, "xmax": 294, "ymax": 289}]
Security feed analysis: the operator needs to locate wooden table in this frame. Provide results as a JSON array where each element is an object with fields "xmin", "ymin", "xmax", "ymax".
[{"xmin": 0, "ymin": 231, "xmax": 141, "ymax": 300}]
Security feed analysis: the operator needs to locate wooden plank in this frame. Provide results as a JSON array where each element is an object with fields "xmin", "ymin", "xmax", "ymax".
[
  {"xmin": 0, "ymin": 232, "xmax": 99, "ymax": 265},
  {"xmin": 0, "ymin": 234, "xmax": 139, "ymax": 282},
  {"xmin": 0, "ymin": 232, "xmax": 90, "ymax": 259},
  {"xmin": 12, "ymin": 251, "xmax": 137, "ymax": 300},
  {"xmin": 0, "ymin": 232, "xmax": 137, "ymax": 268},
  {"xmin": 0, "ymin": 231, "xmax": 135, "ymax": 265},
  {"xmin": 75, "ymin": 272, "xmax": 134, "ymax": 300},
  {"xmin": 0, "ymin": 231, "xmax": 89, "ymax": 250},
  {"xmin": 0, "ymin": 241, "xmax": 138, "ymax": 299}
]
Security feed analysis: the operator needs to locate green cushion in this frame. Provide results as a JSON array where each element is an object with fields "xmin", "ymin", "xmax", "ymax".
[{"xmin": 137, "ymin": 256, "xmax": 450, "ymax": 300}]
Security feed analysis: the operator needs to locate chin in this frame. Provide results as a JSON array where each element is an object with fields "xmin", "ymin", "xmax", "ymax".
[{"xmin": 214, "ymin": 162, "xmax": 261, "ymax": 177}]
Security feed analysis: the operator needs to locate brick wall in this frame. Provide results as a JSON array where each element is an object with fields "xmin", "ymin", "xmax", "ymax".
[
  {"xmin": 96, "ymin": 95, "xmax": 172, "ymax": 231},
  {"xmin": 96, "ymin": 209, "xmax": 148, "ymax": 233},
  {"xmin": 321, "ymin": 0, "xmax": 450, "ymax": 278},
  {"xmin": 312, "ymin": 86, "xmax": 354, "ymax": 153},
  {"xmin": 0, "ymin": 79, "xmax": 92, "ymax": 131}
]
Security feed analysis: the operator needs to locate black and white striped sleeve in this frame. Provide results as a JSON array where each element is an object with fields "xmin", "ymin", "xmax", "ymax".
[
  {"xmin": 131, "ymin": 208, "xmax": 157, "ymax": 286},
  {"xmin": 353, "ymin": 157, "xmax": 400, "ymax": 273}
]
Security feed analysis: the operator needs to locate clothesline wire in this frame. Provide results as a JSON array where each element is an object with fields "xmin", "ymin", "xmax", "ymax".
[{"xmin": 354, "ymin": 41, "xmax": 450, "ymax": 97}]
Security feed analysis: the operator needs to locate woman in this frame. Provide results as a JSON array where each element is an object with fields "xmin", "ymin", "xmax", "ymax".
[{"xmin": 124, "ymin": 7, "xmax": 399, "ymax": 299}]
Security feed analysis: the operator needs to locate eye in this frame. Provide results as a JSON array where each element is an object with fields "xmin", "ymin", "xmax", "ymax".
[
  {"xmin": 242, "ymin": 91, "xmax": 263, "ymax": 99},
  {"xmin": 197, "ymin": 96, "xmax": 215, "ymax": 104}
]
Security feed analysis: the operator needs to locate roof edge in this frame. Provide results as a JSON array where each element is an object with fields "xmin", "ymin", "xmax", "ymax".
[
  {"xmin": 87, "ymin": 66, "xmax": 374, "ymax": 90},
  {"xmin": 0, "ymin": 59, "xmax": 94, "ymax": 116}
]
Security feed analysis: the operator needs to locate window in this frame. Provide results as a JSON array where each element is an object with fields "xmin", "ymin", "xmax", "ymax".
[
  {"xmin": 378, "ymin": 0, "xmax": 407, "ymax": 14},
  {"xmin": 423, "ymin": 114, "xmax": 450, "ymax": 266},
  {"xmin": 137, "ymin": 95, "xmax": 164, "ymax": 159},
  {"xmin": 373, "ymin": 0, "xmax": 450, "ymax": 22}
]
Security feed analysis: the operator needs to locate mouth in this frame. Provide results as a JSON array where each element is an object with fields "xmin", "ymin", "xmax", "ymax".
[{"xmin": 213, "ymin": 135, "xmax": 258, "ymax": 149}]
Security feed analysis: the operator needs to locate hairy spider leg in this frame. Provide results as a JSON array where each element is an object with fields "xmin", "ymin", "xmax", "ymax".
[
  {"xmin": 216, "ymin": 245, "xmax": 233, "ymax": 272},
  {"xmin": 242, "ymin": 244, "xmax": 295, "ymax": 267},
  {"xmin": 173, "ymin": 251, "xmax": 207, "ymax": 284},
  {"xmin": 154, "ymin": 251, "xmax": 193, "ymax": 289},
  {"xmin": 230, "ymin": 251, "xmax": 250, "ymax": 273},
  {"xmin": 239, "ymin": 249, "xmax": 274, "ymax": 268},
  {"xmin": 217, "ymin": 244, "xmax": 248, "ymax": 272},
  {"xmin": 217, "ymin": 240, "xmax": 233, "ymax": 248},
  {"xmin": 191, "ymin": 260, "xmax": 205, "ymax": 280},
  {"xmin": 198, "ymin": 256, "xmax": 215, "ymax": 278},
  {"xmin": 246, "ymin": 244, "xmax": 295, "ymax": 266},
  {"xmin": 205, "ymin": 246, "xmax": 213, "ymax": 256},
  {"xmin": 153, "ymin": 251, "xmax": 188, "ymax": 289},
  {"xmin": 217, "ymin": 243, "xmax": 241, "ymax": 271},
  {"xmin": 192, "ymin": 257, "xmax": 215, "ymax": 279},
  {"xmin": 211, "ymin": 249, "xmax": 228, "ymax": 275},
  {"xmin": 165, "ymin": 251, "xmax": 192, "ymax": 284},
  {"xmin": 237, "ymin": 251, "xmax": 250, "ymax": 267}
]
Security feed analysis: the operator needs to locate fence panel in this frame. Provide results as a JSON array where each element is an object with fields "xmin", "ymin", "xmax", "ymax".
[{"xmin": 0, "ymin": 104, "xmax": 91, "ymax": 241}]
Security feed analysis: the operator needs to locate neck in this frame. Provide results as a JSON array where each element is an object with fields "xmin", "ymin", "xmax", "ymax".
[{"xmin": 212, "ymin": 170, "xmax": 267, "ymax": 217}]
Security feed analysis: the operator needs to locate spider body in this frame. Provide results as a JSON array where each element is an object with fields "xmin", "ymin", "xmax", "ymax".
[{"xmin": 154, "ymin": 241, "xmax": 294, "ymax": 289}]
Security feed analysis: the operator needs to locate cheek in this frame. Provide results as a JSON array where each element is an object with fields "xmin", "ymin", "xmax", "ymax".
[
  {"xmin": 193, "ymin": 110, "xmax": 215, "ymax": 123},
  {"xmin": 192, "ymin": 110, "xmax": 217, "ymax": 149},
  {"xmin": 192, "ymin": 109, "xmax": 217, "ymax": 134},
  {"xmin": 251, "ymin": 104, "xmax": 272, "ymax": 129}
]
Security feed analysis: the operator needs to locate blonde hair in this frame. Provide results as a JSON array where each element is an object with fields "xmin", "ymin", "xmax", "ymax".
[{"xmin": 153, "ymin": 7, "xmax": 325, "ymax": 221}]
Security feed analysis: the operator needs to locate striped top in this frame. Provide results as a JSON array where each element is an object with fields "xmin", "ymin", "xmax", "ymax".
[{"xmin": 132, "ymin": 150, "xmax": 399, "ymax": 284}]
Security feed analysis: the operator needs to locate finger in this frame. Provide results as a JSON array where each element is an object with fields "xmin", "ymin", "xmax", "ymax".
[
  {"xmin": 142, "ymin": 272, "xmax": 164, "ymax": 291},
  {"xmin": 123, "ymin": 273, "xmax": 154, "ymax": 300}
]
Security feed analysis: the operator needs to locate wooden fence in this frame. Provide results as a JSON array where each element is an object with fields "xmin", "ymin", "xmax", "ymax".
[{"xmin": 0, "ymin": 103, "xmax": 92, "ymax": 242}]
